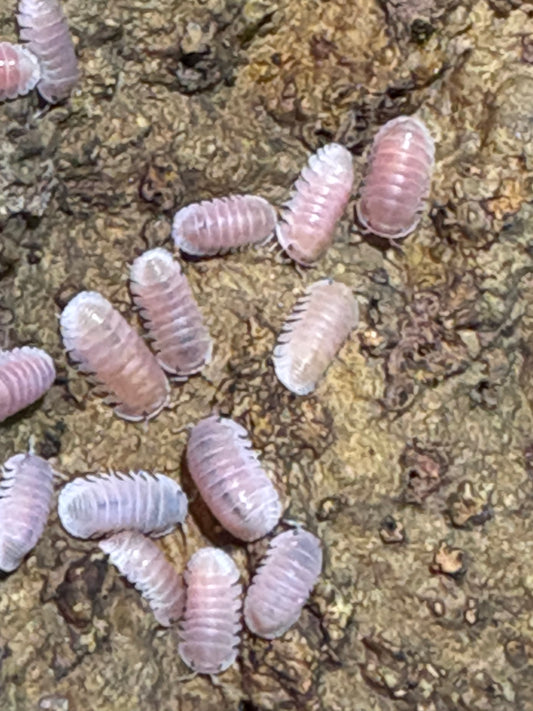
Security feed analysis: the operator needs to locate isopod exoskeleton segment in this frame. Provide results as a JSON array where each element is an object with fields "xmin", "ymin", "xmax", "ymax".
[
  {"xmin": 356, "ymin": 115, "xmax": 435, "ymax": 239},
  {"xmin": 130, "ymin": 248, "xmax": 212, "ymax": 377},
  {"xmin": 186, "ymin": 415, "xmax": 281, "ymax": 542},
  {"xmin": 276, "ymin": 143, "xmax": 354, "ymax": 265},
  {"xmin": 172, "ymin": 194, "xmax": 276, "ymax": 257},
  {"xmin": 178, "ymin": 547, "xmax": 242, "ymax": 674},
  {"xmin": 60, "ymin": 291, "xmax": 169, "ymax": 421},
  {"xmin": 244, "ymin": 528, "xmax": 322, "ymax": 639},
  {"xmin": 273, "ymin": 279, "xmax": 359, "ymax": 395},
  {"xmin": 0, "ymin": 346, "xmax": 56, "ymax": 423},
  {"xmin": 0, "ymin": 42, "xmax": 40, "ymax": 101}
]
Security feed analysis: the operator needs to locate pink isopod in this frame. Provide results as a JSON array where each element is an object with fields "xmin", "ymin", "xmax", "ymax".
[
  {"xmin": 186, "ymin": 415, "xmax": 281, "ymax": 541},
  {"xmin": 0, "ymin": 346, "xmax": 56, "ymax": 423},
  {"xmin": 57, "ymin": 470, "xmax": 188, "ymax": 539},
  {"xmin": 178, "ymin": 547, "xmax": 242, "ymax": 674},
  {"xmin": 0, "ymin": 453, "xmax": 54, "ymax": 572},
  {"xmin": 17, "ymin": 0, "xmax": 79, "ymax": 103},
  {"xmin": 356, "ymin": 115, "xmax": 435, "ymax": 239},
  {"xmin": 172, "ymin": 194, "xmax": 277, "ymax": 256},
  {"xmin": 273, "ymin": 279, "xmax": 359, "ymax": 395},
  {"xmin": 130, "ymin": 248, "xmax": 212, "ymax": 377},
  {"xmin": 276, "ymin": 143, "xmax": 354, "ymax": 265},
  {"xmin": 0, "ymin": 42, "xmax": 41, "ymax": 101},
  {"xmin": 60, "ymin": 291, "xmax": 169, "ymax": 421},
  {"xmin": 100, "ymin": 530, "xmax": 186, "ymax": 627},
  {"xmin": 244, "ymin": 528, "xmax": 322, "ymax": 639}
]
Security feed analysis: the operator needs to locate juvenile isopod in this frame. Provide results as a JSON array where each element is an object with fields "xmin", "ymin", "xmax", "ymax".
[
  {"xmin": 58, "ymin": 470, "xmax": 188, "ymax": 539},
  {"xmin": 0, "ymin": 42, "xmax": 40, "ymax": 101},
  {"xmin": 178, "ymin": 547, "xmax": 242, "ymax": 674},
  {"xmin": 60, "ymin": 291, "xmax": 169, "ymax": 421},
  {"xmin": 276, "ymin": 143, "xmax": 354, "ymax": 265},
  {"xmin": 130, "ymin": 248, "xmax": 212, "ymax": 377},
  {"xmin": 100, "ymin": 530, "xmax": 185, "ymax": 627},
  {"xmin": 273, "ymin": 279, "xmax": 359, "ymax": 395},
  {"xmin": 0, "ymin": 346, "xmax": 56, "ymax": 423},
  {"xmin": 244, "ymin": 528, "xmax": 322, "ymax": 639},
  {"xmin": 0, "ymin": 453, "xmax": 54, "ymax": 572},
  {"xmin": 356, "ymin": 115, "xmax": 435, "ymax": 239},
  {"xmin": 172, "ymin": 194, "xmax": 276, "ymax": 257},
  {"xmin": 17, "ymin": 0, "xmax": 79, "ymax": 103},
  {"xmin": 186, "ymin": 415, "xmax": 281, "ymax": 541}
]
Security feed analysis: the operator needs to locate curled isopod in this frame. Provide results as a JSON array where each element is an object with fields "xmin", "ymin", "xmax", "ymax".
[
  {"xmin": 60, "ymin": 291, "xmax": 169, "ymax": 421},
  {"xmin": 0, "ymin": 42, "xmax": 41, "ymax": 101},
  {"xmin": 178, "ymin": 547, "xmax": 242, "ymax": 674},
  {"xmin": 186, "ymin": 415, "xmax": 281, "ymax": 541},
  {"xmin": 273, "ymin": 279, "xmax": 359, "ymax": 395},
  {"xmin": 276, "ymin": 143, "xmax": 354, "ymax": 265},
  {"xmin": 356, "ymin": 115, "xmax": 435, "ymax": 239},
  {"xmin": 172, "ymin": 194, "xmax": 276, "ymax": 257},
  {"xmin": 244, "ymin": 528, "xmax": 322, "ymax": 639},
  {"xmin": 0, "ymin": 453, "xmax": 54, "ymax": 572},
  {"xmin": 130, "ymin": 248, "xmax": 212, "ymax": 377},
  {"xmin": 17, "ymin": 0, "xmax": 79, "ymax": 103},
  {"xmin": 0, "ymin": 346, "xmax": 56, "ymax": 423},
  {"xmin": 100, "ymin": 530, "xmax": 185, "ymax": 626},
  {"xmin": 58, "ymin": 470, "xmax": 188, "ymax": 539}
]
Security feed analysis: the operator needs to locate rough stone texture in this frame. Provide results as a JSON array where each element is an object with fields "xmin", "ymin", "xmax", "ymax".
[{"xmin": 1, "ymin": 0, "xmax": 533, "ymax": 709}]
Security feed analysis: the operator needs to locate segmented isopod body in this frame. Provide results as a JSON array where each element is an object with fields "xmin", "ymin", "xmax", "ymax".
[
  {"xmin": 100, "ymin": 530, "xmax": 185, "ymax": 626},
  {"xmin": 244, "ymin": 528, "xmax": 322, "ymax": 639},
  {"xmin": 60, "ymin": 291, "xmax": 169, "ymax": 421},
  {"xmin": 0, "ymin": 453, "xmax": 54, "ymax": 572},
  {"xmin": 58, "ymin": 470, "xmax": 188, "ymax": 539},
  {"xmin": 276, "ymin": 143, "xmax": 354, "ymax": 265},
  {"xmin": 130, "ymin": 248, "xmax": 212, "ymax": 377},
  {"xmin": 356, "ymin": 116, "xmax": 435, "ymax": 239},
  {"xmin": 178, "ymin": 547, "xmax": 242, "ymax": 674},
  {"xmin": 0, "ymin": 346, "xmax": 56, "ymax": 423},
  {"xmin": 0, "ymin": 42, "xmax": 41, "ymax": 101},
  {"xmin": 273, "ymin": 279, "xmax": 359, "ymax": 395},
  {"xmin": 17, "ymin": 0, "xmax": 79, "ymax": 103},
  {"xmin": 172, "ymin": 194, "xmax": 276, "ymax": 256},
  {"xmin": 186, "ymin": 416, "xmax": 281, "ymax": 541}
]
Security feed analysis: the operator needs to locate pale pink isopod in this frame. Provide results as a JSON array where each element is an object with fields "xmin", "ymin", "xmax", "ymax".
[
  {"xmin": 17, "ymin": 0, "xmax": 79, "ymax": 103},
  {"xmin": 273, "ymin": 279, "xmax": 359, "ymax": 395},
  {"xmin": 244, "ymin": 528, "xmax": 322, "ymax": 639},
  {"xmin": 100, "ymin": 530, "xmax": 185, "ymax": 627},
  {"xmin": 356, "ymin": 115, "xmax": 435, "ymax": 239},
  {"xmin": 0, "ymin": 346, "xmax": 56, "ymax": 423},
  {"xmin": 57, "ymin": 470, "xmax": 188, "ymax": 539},
  {"xmin": 0, "ymin": 42, "xmax": 41, "ymax": 101},
  {"xmin": 130, "ymin": 248, "xmax": 212, "ymax": 377},
  {"xmin": 178, "ymin": 547, "xmax": 242, "ymax": 674},
  {"xmin": 60, "ymin": 291, "xmax": 169, "ymax": 421},
  {"xmin": 0, "ymin": 453, "xmax": 54, "ymax": 572},
  {"xmin": 172, "ymin": 194, "xmax": 276, "ymax": 256},
  {"xmin": 186, "ymin": 415, "xmax": 281, "ymax": 541},
  {"xmin": 276, "ymin": 143, "xmax": 354, "ymax": 265}
]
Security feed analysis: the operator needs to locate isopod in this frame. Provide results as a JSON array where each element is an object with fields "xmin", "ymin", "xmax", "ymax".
[
  {"xmin": 172, "ymin": 194, "xmax": 276, "ymax": 256},
  {"xmin": 0, "ymin": 42, "xmax": 40, "ymax": 101},
  {"xmin": 273, "ymin": 279, "xmax": 359, "ymax": 395},
  {"xmin": 60, "ymin": 291, "xmax": 169, "ymax": 421},
  {"xmin": 244, "ymin": 528, "xmax": 322, "ymax": 639},
  {"xmin": 130, "ymin": 248, "xmax": 212, "ymax": 377},
  {"xmin": 17, "ymin": 0, "xmax": 79, "ymax": 103},
  {"xmin": 186, "ymin": 415, "xmax": 281, "ymax": 541},
  {"xmin": 178, "ymin": 547, "xmax": 242, "ymax": 674},
  {"xmin": 0, "ymin": 453, "xmax": 54, "ymax": 572},
  {"xmin": 356, "ymin": 115, "xmax": 435, "ymax": 239},
  {"xmin": 0, "ymin": 346, "xmax": 56, "ymax": 423},
  {"xmin": 58, "ymin": 470, "xmax": 188, "ymax": 539},
  {"xmin": 276, "ymin": 143, "xmax": 354, "ymax": 265},
  {"xmin": 100, "ymin": 530, "xmax": 185, "ymax": 627}
]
